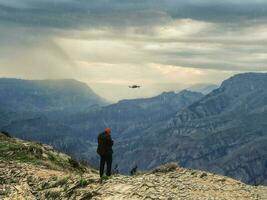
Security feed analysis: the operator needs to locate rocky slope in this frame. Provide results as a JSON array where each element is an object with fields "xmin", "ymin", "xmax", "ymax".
[{"xmin": 1, "ymin": 133, "xmax": 266, "ymax": 200}]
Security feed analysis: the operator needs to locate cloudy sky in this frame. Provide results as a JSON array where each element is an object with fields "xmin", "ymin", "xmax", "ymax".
[{"xmin": 0, "ymin": 0, "xmax": 267, "ymax": 101}]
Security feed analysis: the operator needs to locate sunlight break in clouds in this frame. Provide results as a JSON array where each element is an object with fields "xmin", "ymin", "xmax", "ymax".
[
  {"xmin": 1, "ymin": 0, "xmax": 267, "ymax": 101},
  {"xmin": 156, "ymin": 19, "xmax": 213, "ymax": 39}
]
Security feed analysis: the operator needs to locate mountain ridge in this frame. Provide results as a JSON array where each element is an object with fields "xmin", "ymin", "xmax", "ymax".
[
  {"xmin": 186, "ymin": 83, "xmax": 219, "ymax": 95},
  {"xmin": 0, "ymin": 78, "xmax": 108, "ymax": 112},
  {"xmin": 111, "ymin": 73, "xmax": 267, "ymax": 185}
]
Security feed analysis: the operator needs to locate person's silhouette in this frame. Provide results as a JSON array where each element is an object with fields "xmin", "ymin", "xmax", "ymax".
[{"xmin": 97, "ymin": 128, "xmax": 113, "ymax": 177}]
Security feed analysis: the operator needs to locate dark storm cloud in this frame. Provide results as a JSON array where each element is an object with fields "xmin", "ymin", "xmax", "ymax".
[
  {"xmin": 1, "ymin": 0, "xmax": 267, "ymax": 29},
  {"xmin": 1, "ymin": 0, "xmax": 267, "ymax": 94}
]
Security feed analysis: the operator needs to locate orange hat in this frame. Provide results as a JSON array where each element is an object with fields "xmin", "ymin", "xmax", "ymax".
[{"xmin": 105, "ymin": 128, "xmax": 112, "ymax": 134}]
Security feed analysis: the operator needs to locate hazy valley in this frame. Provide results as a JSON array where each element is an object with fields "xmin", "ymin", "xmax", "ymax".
[{"xmin": 0, "ymin": 73, "xmax": 267, "ymax": 186}]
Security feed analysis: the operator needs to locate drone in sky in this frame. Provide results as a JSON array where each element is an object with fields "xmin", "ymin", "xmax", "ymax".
[{"xmin": 128, "ymin": 85, "xmax": 141, "ymax": 89}]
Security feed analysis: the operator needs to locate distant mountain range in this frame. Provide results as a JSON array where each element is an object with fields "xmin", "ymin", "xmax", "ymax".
[
  {"xmin": 0, "ymin": 78, "xmax": 108, "ymax": 129},
  {"xmin": 0, "ymin": 79, "xmax": 107, "ymax": 156},
  {"xmin": 0, "ymin": 78, "xmax": 108, "ymax": 113},
  {"xmin": 1, "ymin": 84, "xmax": 203, "ymax": 165},
  {"xmin": 0, "ymin": 74, "xmax": 267, "ymax": 185}
]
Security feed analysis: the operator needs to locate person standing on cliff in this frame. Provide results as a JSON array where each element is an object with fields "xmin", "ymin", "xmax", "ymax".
[{"xmin": 97, "ymin": 128, "xmax": 113, "ymax": 178}]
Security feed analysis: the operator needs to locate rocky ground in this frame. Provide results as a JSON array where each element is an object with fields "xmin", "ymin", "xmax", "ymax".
[
  {"xmin": 1, "ymin": 132, "xmax": 267, "ymax": 200},
  {"xmin": 1, "ymin": 161, "xmax": 267, "ymax": 200}
]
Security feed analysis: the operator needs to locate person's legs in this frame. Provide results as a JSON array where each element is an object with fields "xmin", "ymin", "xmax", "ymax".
[
  {"xmin": 99, "ymin": 155, "xmax": 106, "ymax": 177},
  {"xmin": 106, "ymin": 154, "xmax": 113, "ymax": 176}
]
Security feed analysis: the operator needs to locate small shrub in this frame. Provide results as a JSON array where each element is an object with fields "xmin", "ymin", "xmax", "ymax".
[
  {"xmin": 79, "ymin": 178, "xmax": 88, "ymax": 187},
  {"xmin": 0, "ymin": 188, "xmax": 10, "ymax": 196},
  {"xmin": 48, "ymin": 153, "xmax": 56, "ymax": 161},
  {"xmin": 191, "ymin": 170, "xmax": 197, "ymax": 176},
  {"xmin": 29, "ymin": 146, "xmax": 43, "ymax": 159},
  {"xmin": 45, "ymin": 191, "xmax": 61, "ymax": 199},
  {"xmin": 199, "ymin": 172, "xmax": 208, "ymax": 178},
  {"xmin": 68, "ymin": 157, "xmax": 80, "ymax": 168},
  {"xmin": 1, "ymin": 131, "xmax": 11, "ymax": 138},
  {"xmin": 41, "ymin": 182, "xmax": 50, "ymax": 189},
  {"xmin": 152, "ymin": 162, "xmax": 178, "ymax": 173},
  {"xmin": 80, "ymin": 192, "xmax": 93, "ymax": 200},
  {"xmin": 79, "ymin": 159, "xmax": 90, "ymax": 166},
  {"xmin": 54, "ymin": 177, "xmax": 68, "ymax": 187}
]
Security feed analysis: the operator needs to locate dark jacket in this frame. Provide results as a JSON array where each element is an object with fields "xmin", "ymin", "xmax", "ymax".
[{"xmin": 97, "ymin": 132, "xmax": 113, "ymax": 156}]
